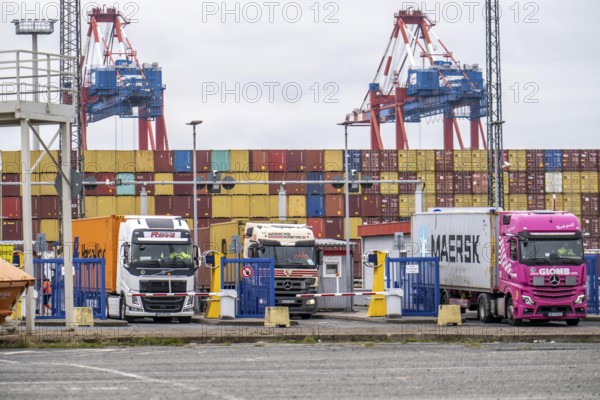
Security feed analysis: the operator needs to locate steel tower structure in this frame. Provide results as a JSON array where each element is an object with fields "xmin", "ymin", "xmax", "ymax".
[
  {"xmin": 486, "ymin": 0, "xmax": 504, "ymax": 208},
  {"xmin": 81, "ymin": 7, "xmax": 169, "ymax": 151},
  {"xmin": 347, "ymin": 9, "xmax": 487, "ymax": 150}
]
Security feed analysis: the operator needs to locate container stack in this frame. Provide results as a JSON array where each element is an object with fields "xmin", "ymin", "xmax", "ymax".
[{"xmin": 1, "ymin": 148, "xmax": 598, "ymax": 251}]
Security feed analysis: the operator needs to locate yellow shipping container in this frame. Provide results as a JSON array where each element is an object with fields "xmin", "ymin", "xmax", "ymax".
[
  {"xmin": 154, "ymin": 173, "xmax": 174, "ymax": 195},
  {"xmin": 31, "ymin": 150, "xmax": 59, "ymax": 174},
  {"xmin": 135, "ymin": 150, "xmax": 155, "ymax": 172},
  {"xmin": 247, "ymin": 172, "xmax": 269, "ymax": 195},
  {"xmin": 455, "ymin": 194, "xmax": 473, "ymax": 208},
  {"xmin": 454, "ymin": 150, "xmax": 473, "ymax": 172},
  {"xmin": 380, "ymin": 172, "xmax": 398, "ymax": 194},
  {"xmin": 416, "ymin": 150, "xmax": 435, "ymax": 172},
  {"xmin": 507, "ymin": 150, "xmax": 526, "ymax": 171},
  {"xmin": 249, "ymin": 195, "xmax": 271, "ymax": 218},
  {"xmin": 545, "ymin": 194, "xmax": 564, "ymax": 211},
  {"xmin": 398, "ymin": 150, "xmax": 417, "ymax": 172},
  {"xmin": 1, "ymin": 151, "xmax": 21, "ymax": 173},
  {"xmin": 472, "ymin": 194, "xmax": 488, "ymax": 207},
  {"xmin": 563, "ymin": 194, "xmax": 582, "ymax": 215},
  {"xmin": 230, "ymin": 150, "xmax": 250, "ymax": 172},
  {"xmin": 507, "ymin": 194, "xmax": 528, "ymax": 210},
  {"xmin": 471, "ymin": 150, "xmax": 488, "ymax": 171},
  {"xmin": 287, "ymin": 195, "xmax": 306, "ymax": 218},
  {"xmin": 424, "ymin": 194, "xmax": 436, "ymax": 211},
  {"xmin": 580, "ymin": 172, "xmax": 598, "ymax": 192},
  {"xmin": 116, "ymin": 196, "xmax": 137, "ymax": 215},
  {"xmin": 231, "ymin": 196, "xmax": 250, "ymax": 218},
  {"xmin": 399, "ymin": 195, "xmax": 415, "ymax": 217},
  {"xmin": 135, "ymin": 196, "xmax": 155, "ymax": 215},
  {"xmin": 84, "ymin": 196, "xmax": 98, "ymax": 217},
  {"xmin": 84, "ymin": 150, "xmax": 116, "ymax": 173},
  {"xmin": 115, "ymin": 151, "xmax": 136, "ymax": 172},
  {"xmin": 40, "ymin": 219, "xmax": 59, "ymax": 242},
  {"xmin": 32, "ymin": 173, "xmax": 58, "ymax": 196},
  {"xmin": 212, "ymin": 196, "xmax": 232, "ymax": 218},
  {"xmin": 96, "ymin": 197, "xmax": 117, "ymax": 216},
  {"xmin": 227, "ymin": 172, "xmax": 251, "ymax": 195},
  {"xmin": 324, "ymin": 150, "xmax": 343, "ymax": 172},
  {"xmin": 417, "ymin": 171, "xmax": 436, "ymax": 194},
  {"xmin": 349, "ymin": 217, "xmax": 362, "ymax": 239},
  {"xmin": 562, "ymin": 172, "xmax": 582, "ymax": 193}
]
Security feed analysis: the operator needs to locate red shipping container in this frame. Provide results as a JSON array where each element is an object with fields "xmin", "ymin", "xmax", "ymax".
[
  {"xmin": 361, "ymin": 150, "xmax": 381, "ymax": 173},
  {"xmin": 325, "ymin": 218, "xmax": 344, "ymax": 239},
  {"xmin": 268, "ymin": 172, "xmax": 306, "ymax": 195},
  {"xmin": 173, "ymin": 196, "xmax": 193, "ymax": 218},
  {"xmin": 268, "ymin": 150, "xmax": 286, "ymax": 172},
  {"xmin": 2, "ymin": 174, "xmax": 20, "ymax": 197},
  {"xmin": 2, "ymin": 220, "xmax": 22, "ymax": 241},
  {"xmin": 526, "ymin": 150, "xmax": 545, "ymax": 171},
  {"xmin": 361, "ymin": 195, "xmax": 382, "ymax": 217},
  {"xmin": 135, "ymin": 173, "xmax": 155, "ymax": 195},
  {"xmin": 196, "ymin": 196, "xmax": 212, "ymax": 218},
  {"xmin": 398, "ymin": 172, "xmax": 418, "ymax": 194},
  {"xmin": 579, "ymin": 150, "xmax": 599, "ymax": 171},
  {"xmin": 325, "ymin": 194, "xmax": 344, "ymax": 217},
  {"xmin": 195, "ymin": 150, "xmax": 212, "ymax": 172},
  {"xmin": 351, "ymin": 239, "xmax": 362, "ymax": 279},
  {"xmin": 584, "ymin": 237, "xmax": 600, "ymax": 251},
  {"xmin": 454, "ymin": 172, "xmax": 473, "ymax": 194},
  {"xmin": 508, "ymin": 172, "xmax": 527, "ymax": 194},
  {"xmin": 324, "ymin": 172, "xmax": 344, "ymax": 195},
  {"xmin": 286, "ymin": 150, "xmax": 307, "ymax": 171},
  {"xmin": 381, "ymin": 150, "xmax": 399, "ymax": 172},
  {"xmin": 2, "ymin": 197, "xmax": 22, "ymax": 219},
  {"xmin": 155, "ymin": 196, "xmax": 175, "ymax": 215},
  {"xmin": 381, "ymin": 194, "xmax": 399, "ymax": 218},
  {"xmin": 85, "ymin": 173, "xmax": 116, "ymax": 196},
  {"xmin": 562, "ymin": 150, "xmax": 580, "ymax": 172},
  {"xmin": 435, "ymin": 173, "xmax": 454, "ymax": 194},
  {"xmin": 250, "ymin": 150, "xmax": 269, "ymax": 172},
  {"xmin": 527, "ymin": 194, "xmax": 546, "ymax": 211},
  {"xmin": 436, "ymin": 194, "xmax": 455, "ymax": 208},
  {"xmin": 154, "ymin": 151, "xmax": 173, "ymax": 172},
  {"xmin": 362, "ymin": 217, "xmax": 382, "ymax": 225},
  {"xmin": 526, "ymin": 172, "xmax": 545, "ymax": 194},
  {"xmin": 307, "ymin": 218, "xmax": 325, "ymax": 239},
  {"xmin": 173, "ymin": 173, "xmax": 193, "ymax": 196},
  {"xmin": 348, "ymin": 195, "xmax": 362, "ymax": 216},
  {"xmin": 581, "ymin": 217, "xmax": 600, "ymax": 237},
  {"xmin": 306, "ymin": 150, "xmax": 324, "ymax": 171},
  {"xmin": 361, "ymin": 173, "xmax": 380, "ymax": 195},
  {"xmin": 472, "ymin": 172, "xmax": 488, "ymax": 194},
  {"xmin": 581, "ymin": 194, "xmax": 599, "ymax": 216},
  {"xmin": 38, "ymin": 196, "xmax": 60, "ymax": 219},
  {"xmin": 435, "ymin": 150, "xmax": 454, "ymax": 172}
]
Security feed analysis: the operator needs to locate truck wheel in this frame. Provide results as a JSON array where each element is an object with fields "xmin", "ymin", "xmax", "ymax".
[
  {"xmin": 506, "ymin": 298, "xmax": 522, "ymax": 326},
  {"xmin": 120, "ymin": 296, "xmax": 134, "ymax": 323},
  {"xmin": 566, "ymin": 319, "xmax": 580, "ymax": 326},
  {"xmin": 477, "ymin": 294, "xmax": 493, "ymax": 323},
  {"xmin": 441, "ymin": 290, "xmax": 449, "ymax": 305}
]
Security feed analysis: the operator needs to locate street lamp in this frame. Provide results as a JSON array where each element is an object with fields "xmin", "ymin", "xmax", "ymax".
[
  {"xmin": 186, "ymin": 120, "xmax": 203, "ymax": 252},
  {"xmin": 337, "ymin": 121, "xmax": 353, "ymax": 312}
]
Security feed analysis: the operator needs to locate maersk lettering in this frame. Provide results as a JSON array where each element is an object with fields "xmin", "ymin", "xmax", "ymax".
[{"xmin": 431, "ymin": 234, "xmax": 480, "ymax": 263}]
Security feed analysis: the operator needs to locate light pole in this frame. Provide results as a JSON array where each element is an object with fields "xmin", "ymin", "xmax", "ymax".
[
  {"xmin": 186, "ymin": 120, "xmax": 203, "ymax": 252},
  {"xmin": 337, "ymin": 121, "xmax": 353, "ymax": 312}
]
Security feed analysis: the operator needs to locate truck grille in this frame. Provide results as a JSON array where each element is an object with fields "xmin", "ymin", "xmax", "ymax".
[
  {"xmin": 532, "ymin": 287, "xmax": 576, "ymax": 301},
  {"xmin": 141, "ymin": 297, "xmax": 185, "ymax": 312},
  {"xmin": 140, "ymin": 280, "xmax": 187, "ymax": 293},
  {"xmin": 275, "ymin": 278, "xmax": 313, "ymax": 296}
]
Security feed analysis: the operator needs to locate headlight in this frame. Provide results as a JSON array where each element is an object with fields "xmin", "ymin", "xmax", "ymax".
[
  {"xmin": 131, "ymin": 295, "xmax": 142, "ymax": 308},
  {"xmin": 574, "ymin": 295, "xmax": 585, "ymax": 304},
  {"xmin": 522, "ymin": 295, "xmax": 535, "ymax": 305},
  {"xmin": 306, "ymin": 299, "xmax": 316, "ymax": 305},
  {"xmin": 184, "ymin": 295, "xmax": 194, "ymax": 309}
]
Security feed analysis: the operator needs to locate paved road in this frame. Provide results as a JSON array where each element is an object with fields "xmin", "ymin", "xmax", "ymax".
[{"xmin": 1, "ymin": 342, "xmax": 599, "ymax": 399}]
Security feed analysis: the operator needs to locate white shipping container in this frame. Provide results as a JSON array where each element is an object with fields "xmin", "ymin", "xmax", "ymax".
[
  {"xmin": 545, "ymin": 172, "xmax": 563, "ymax": 194},
  {"xmin": 411, "ymin": 210, "xmax": 497, "ymax": 292}
]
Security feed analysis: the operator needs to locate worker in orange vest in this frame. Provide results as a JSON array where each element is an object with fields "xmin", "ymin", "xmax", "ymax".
[{"xmin": 43, "ymin": 278, "xmax": 52, "ymax": 316}]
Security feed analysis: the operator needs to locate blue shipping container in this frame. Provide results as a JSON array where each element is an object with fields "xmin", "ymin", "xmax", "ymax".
[
  {"xmin": 544, "ymin": 150, "xmax": 562, "ymax": 171},
  {"xmin": 116, "ymin": 172, "xmax": 135, "ymax": 196},
  {"xmin": 211, "ymin": 150, "xmax": 230, "ymax": 172},
  {"xmin": 306, "ymin": 172, "xmax": 324, "ymax": 195},
  {"xmin": 306, "ymin": 195, "xmax": 325, "ymax": 217},
  {"xmin": 347, "ymin": 150, "xmax": 362, "ymax": 172},
  {"xmin": 173, "ymin": 150, "xmax": 193, "ymax": 172}
]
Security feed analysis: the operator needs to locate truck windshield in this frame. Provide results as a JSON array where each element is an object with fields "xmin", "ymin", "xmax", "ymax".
[
  {"xmin": 261, "ymin": 246, "xmax": 317, "ymax": 268},
  {"xmin": 520, "ymin": 238, "xmax": 584, "ymax": 266},
  {"xmin": 131, "ymin": 243, "xmax": 193, "ymax": 266}
]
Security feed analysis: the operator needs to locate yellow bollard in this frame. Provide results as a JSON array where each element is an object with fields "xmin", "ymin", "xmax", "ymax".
[
  {"xmin": 204, "ymin": 252, "xmax": 222, "ymax": 319},
  {"xmin": 367, "ymin": 250, "xmax": 387, "ymax": 317}
]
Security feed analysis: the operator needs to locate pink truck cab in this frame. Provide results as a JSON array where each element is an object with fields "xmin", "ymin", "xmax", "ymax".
[{"xmin": 498, "ymin": 210, "xmax": 587, "ymax": 326}]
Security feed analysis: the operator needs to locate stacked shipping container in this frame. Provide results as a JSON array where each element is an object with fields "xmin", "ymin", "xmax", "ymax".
[{"xmin": 1, "ymin": 149, "xmax": 599, "ymax": 251}]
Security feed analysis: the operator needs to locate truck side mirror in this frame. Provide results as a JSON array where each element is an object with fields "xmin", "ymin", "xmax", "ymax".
[
  {"xmin": 121, "ymin": 243, "xmax": 130, "ymax": 267},
  {"xmin": 193, "ymin": 245, "xmax": 200, "ymax": 269},
  {"xmin": 316, "ymin": 248, "xmax": 323, "ymax": 266}
]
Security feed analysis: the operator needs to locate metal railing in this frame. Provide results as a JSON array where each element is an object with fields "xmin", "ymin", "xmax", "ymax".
[{"xmin": 0, "ymin": 49, "xmax": 76, "ymax": 104}]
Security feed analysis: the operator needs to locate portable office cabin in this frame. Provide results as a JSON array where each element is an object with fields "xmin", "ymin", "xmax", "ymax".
[{"xmin": 316, "ymin": 239, "xmax": 355, "ymax": 311}]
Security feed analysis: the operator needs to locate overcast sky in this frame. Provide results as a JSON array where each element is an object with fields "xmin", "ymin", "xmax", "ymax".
[{"xmin": 1, "ymin": 0, "xmax": 598, "ymax": 151}]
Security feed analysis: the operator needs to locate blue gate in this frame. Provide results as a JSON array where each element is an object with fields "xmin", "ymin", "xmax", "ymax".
[
  {"xmin": 585, "ymin": 254, "xmax": 599, "ymax": 314},
  {"xmin": 222, "ymin": 258, "xmax": 275, "ymax": 318},
  {"xmin": 386, "ymin": 257, "xmax": 440, "ymax": 317},
  {"xmin": 33, "ymin": 258, "xmax": 106, "ymax": 320}
]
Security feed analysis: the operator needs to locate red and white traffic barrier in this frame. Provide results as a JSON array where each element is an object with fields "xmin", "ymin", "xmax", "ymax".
[
  {"xmin": 131, "ymin": 292, "xmax": 224, "ymax": 298},
  {"xmin": 296, "ymin": 291, "xmax": 399, "ymax": 298}
]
